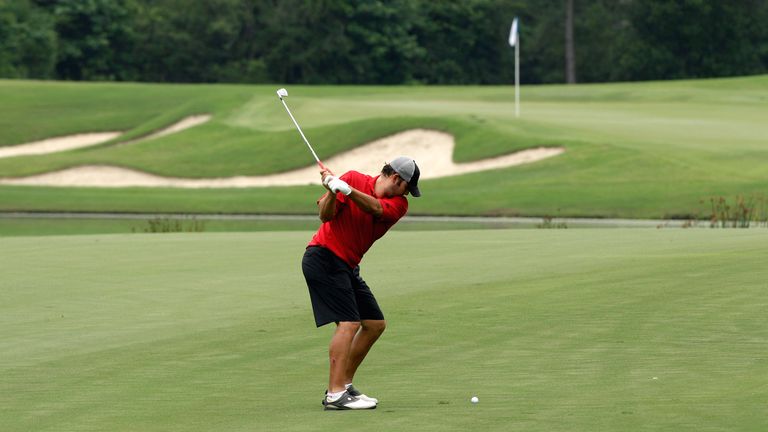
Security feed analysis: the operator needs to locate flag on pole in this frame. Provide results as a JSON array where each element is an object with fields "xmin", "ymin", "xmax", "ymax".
[
  {"xmin": 509, "ymin": 17, "xmax": 520, "ymax": 117},
  {"xmin": 509, "ymin": 17, "xmax": 519, "ymax": 47}
]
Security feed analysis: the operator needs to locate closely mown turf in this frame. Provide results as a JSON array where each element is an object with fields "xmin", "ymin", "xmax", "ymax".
[
  {"xmin": 0, "ymin": 214, "xmax": 319, "ymax": 236},
  {"xmin": 1, "ymin": 230, "xmax": 766, "ymax": 431},
  {"xmin": 1, "ymin": 76, "xmax": 767, "ymax": 218}
]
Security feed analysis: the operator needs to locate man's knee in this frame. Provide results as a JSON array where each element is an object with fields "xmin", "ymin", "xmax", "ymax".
[
  {"xmin": 362, "ymin": 319, "xmax": 386, "ymax": 335},
  {"xmin": 336, "ymin": 321, "xmax": 361, "ymax": 335}
]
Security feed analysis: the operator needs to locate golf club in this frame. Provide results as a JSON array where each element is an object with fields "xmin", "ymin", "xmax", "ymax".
[{"xmin": 276, "ymin": 88, "xmax": 327, "ymax": 170}]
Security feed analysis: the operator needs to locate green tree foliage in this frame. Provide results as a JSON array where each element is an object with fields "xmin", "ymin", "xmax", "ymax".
[
  {"xmin": 131, "ymin": 0, "xmax": 265, "ymax": 83},
  {"xmin": 52, "ymin": 0, "xmax": 138, "ymax": 80},
  {"xmin": 412, "ymin": 0, "xmax": 519, "ymax": 84},
  {"xmin": 573, "ymin": 0, "xmax": 632, "ymax": 83},
  {"xmin": 258, "ymin": 0, "xmax": 423, "ymax": 84},
  {"xmin": 343, "ymin": 0, "xmax": 423, "ymax": 84},
  {"xmin": 616, "ymin": 0, "xmax": 768, "ymax": 80},
  {"xmin": 0, "ymin": 0, "xmax": 56, "ymax": 78},
  {"xmin": 521, "ymin": 0, "xmax": 564, "ymax": 84},
  {"xmin": 0, "ymin": 0, "xmax": 766, "ymax": 84},
  {"xmin": 257, "ymin": 0, "xmax": 355, "ymax": 84}
]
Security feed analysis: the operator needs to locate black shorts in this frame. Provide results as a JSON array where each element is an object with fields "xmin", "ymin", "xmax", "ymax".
[{"xmin": 301, "ymin": 246, "xmax": 385, "ymax": 327}]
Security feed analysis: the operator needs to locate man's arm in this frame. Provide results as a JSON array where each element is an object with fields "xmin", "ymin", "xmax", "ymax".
[
  {"xmin": 317, "ymin": 191, "xmax": 337, "ymax": 222},
  {"xmin": 318, "ymin": 187, "xmax": 383, "ymax": 220},
  {"xmin": 346, "ymin": 189, "xmax": 383, "ymax": 218},
  {"xmin": 321, "ymin": 172, "xmax": 383, "ymax": 218},
  {"xmin": 317, "ymin": 169, "xmax": 338, "ymax": 222}
]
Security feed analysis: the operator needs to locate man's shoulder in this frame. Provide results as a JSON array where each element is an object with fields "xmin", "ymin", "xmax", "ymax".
[
  {"xmin": 340, "ymin": 170, "xmax": 374, "ymax": 189},
  {"xmin": 340, "ymin": 170, "xmax": 371, "ymax": 180},
  {"xmin": 379, "ymin": 194, "xmax": 408, "ymax": 220},
  {"xmin": 388, "ymin": 194, "xmax": 409, "ymax": 208}
]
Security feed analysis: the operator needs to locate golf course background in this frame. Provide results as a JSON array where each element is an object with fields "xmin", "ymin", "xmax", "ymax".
[
  {"xmin": 2, "ymin": 230, "xmax": 766, "ymax": 431},
  {"xmin": 2, "ymin": 76, "xmax": 767, "ymax": 431},
  {"xmin": 3, "ymin": 1, "xmax": 767, "ymax": 429},
  {"xmin": 1, "ymin": 75, "xmax": 767, "ymax": 220}
]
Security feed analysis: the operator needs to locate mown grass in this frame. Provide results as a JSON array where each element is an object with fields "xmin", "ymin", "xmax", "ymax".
[
  {"xmin": 1, "ymin": 230, "xmax": 766, "ymax": 431},
  {"xmin": 1, "ymin": 76, "xmax": 767, "ymax": 218},
  {"xmin": 0, "ymin": 214, "xmax": 563, "ymax": 237},
  {"xmin": 0, "ymin": 216, "xmax": 317, "ymax": 236}
]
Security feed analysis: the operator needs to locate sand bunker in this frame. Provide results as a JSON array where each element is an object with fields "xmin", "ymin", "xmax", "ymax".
[
  {"xmin": 121, "ymin": 115, "xmax": 212, "ymax": 144},
  {"xmin": 0, "ymin": 129, "xmax": 563, "ymax": 188},
  {"xmin": 0, "ymin": 132, "xmax": 122, "ymax": 159},
  {"xmin": 0, "ymin": 115, "xmax": 212, "ymax": 159}
]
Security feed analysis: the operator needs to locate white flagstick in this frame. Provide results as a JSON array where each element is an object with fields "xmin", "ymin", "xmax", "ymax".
[
  {"xmin": 509, "ymin": 17, "xmax": 520, "ymax": 117},
  {"xmin": 515, "ymin": 34, "xmax": 520, "ymax": 117}
]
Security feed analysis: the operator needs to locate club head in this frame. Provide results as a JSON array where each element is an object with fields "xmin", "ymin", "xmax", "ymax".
[{"xmin": 276, "ymin": 88, "xmax": 288, "ymax": 99}]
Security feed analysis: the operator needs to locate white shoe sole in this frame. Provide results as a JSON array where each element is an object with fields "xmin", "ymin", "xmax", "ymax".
[
  {"xmin": 324, "ymin": 399, "xmax": 377, "ymax": 410},
  {"xmin": 357, "ymin": 394, "xmax": 378, "ymax": 404},
  {"xmin": 324, "ymin": 392, "xmax": 377, "ymax": 410}
]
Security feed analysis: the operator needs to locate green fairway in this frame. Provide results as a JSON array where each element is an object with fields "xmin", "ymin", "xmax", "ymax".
[
  {"xmin": 1, "ymin": 230, "xmax": 766, "ymax": 431},
  {"xmin": 0, "ymin": 214, "xmax": 321, "ymax": 236},
  {"xmin": 1, "ymin": 76, "xmax": 767, "ymax": 218}
]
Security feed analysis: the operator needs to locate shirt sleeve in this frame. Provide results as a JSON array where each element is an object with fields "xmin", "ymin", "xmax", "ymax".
[
  {"xmin": 339, "ymin": 171, "xmax": 357, "ymax": 185},
  {"xmin": 378, "ymin": 195, "xmax": 408, "ymax": 222}
]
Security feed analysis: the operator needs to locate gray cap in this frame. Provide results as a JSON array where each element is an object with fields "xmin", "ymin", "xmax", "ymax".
[{"xmin": 389, "ymin": 156, "xmax": 421, "ymax": 197}]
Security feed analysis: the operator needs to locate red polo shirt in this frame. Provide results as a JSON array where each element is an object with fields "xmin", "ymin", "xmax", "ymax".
[{"xmin": 308, "ymin": 170, "xmax": 409, "ymax": 268}]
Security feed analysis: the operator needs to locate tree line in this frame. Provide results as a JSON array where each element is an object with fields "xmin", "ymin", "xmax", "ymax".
[{"xmin": 1, "ymin": 0, "xmax": 767, "ymax": 85}]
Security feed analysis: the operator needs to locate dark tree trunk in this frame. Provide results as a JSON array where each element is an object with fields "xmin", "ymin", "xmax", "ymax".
[{"xmin": 565, "ymin": 0, "xmax": 577, "ymax": 83}]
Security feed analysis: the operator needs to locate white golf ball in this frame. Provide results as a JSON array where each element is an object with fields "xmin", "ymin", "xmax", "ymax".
[{"xmin": 471, "ymin": 396, "xmax": 479, "ymax": 404}]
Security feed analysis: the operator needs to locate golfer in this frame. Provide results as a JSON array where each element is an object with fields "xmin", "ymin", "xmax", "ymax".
[{"xmin": 301, "ymin": 156, "xmax": 421, "ymax": 410}]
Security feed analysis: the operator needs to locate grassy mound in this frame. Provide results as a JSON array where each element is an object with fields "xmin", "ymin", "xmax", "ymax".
[{"xmin": 1, "ymin": 76, "xmax": 767, "ymax": 218}]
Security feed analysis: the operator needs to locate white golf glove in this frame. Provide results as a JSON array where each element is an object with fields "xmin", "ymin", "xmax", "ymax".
[
  {"xmin": 327, "ymin": 178, "xmax": 352, "ymax": 195},
  {"xmin": 323, "ymin": 175, "xmax": 336, "ymax": 187}
]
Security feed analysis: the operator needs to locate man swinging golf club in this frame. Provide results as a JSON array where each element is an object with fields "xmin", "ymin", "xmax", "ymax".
[{"xmin": 301, "ymin": 156, "xmax": 421, "ymax": 410}]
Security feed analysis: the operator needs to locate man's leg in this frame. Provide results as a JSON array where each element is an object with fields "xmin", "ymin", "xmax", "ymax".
[
  {"xmin": 324, "ymin": 320, "xmax": 377, "ymax": 410},
  {"xmin": 345, "ymin": 319, "xmax": 386, "ymax": 384},
  {"xmin": 329, "ymin": 321, "xmax": 361, "ymax": 393}
]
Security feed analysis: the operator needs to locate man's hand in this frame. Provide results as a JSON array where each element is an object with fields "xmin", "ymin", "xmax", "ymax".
[
  {"xmin": 327, "ymin": 177, "xmax": 352, "ymax": 195},
  {"xmin": 320, "ymin": 168, "xmax": 335, "ymax": 188}
]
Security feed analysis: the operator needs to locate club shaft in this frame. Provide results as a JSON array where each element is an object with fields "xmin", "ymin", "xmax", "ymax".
[{"xmin": 279, "ymin": 98, "xmax": 325, "ymax": 168}]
